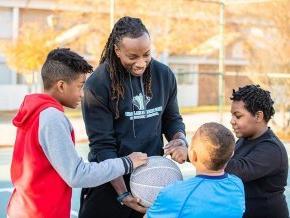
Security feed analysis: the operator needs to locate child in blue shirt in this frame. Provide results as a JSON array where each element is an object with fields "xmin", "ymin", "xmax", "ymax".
[{"xmin": 147, "ymin": 122, "xmax": 245, "ymax": 218}]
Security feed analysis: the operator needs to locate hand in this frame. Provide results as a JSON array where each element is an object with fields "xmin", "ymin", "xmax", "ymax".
[
  {"xmin": 127, "ymin": 152, "xmax": 148, "ymax": 169},
  {"xmin": 163, "ymin": 139, "xmax": 188, "ymax": 164},
  {"xmin": 122, "ymin": 194, "xmax": 147, "ymax": 214}
]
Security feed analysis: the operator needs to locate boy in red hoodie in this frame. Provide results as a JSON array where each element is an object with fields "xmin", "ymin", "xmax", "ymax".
[{"xmin": 7, "ymin": 48, "xmax": 148, "ymax": 218}]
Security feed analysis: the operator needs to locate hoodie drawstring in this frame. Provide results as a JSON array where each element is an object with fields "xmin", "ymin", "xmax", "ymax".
[
  {"xmin": 140, "ymin": 76, "xmax": 147, "ymax": 119},
  {"xmin": 129, "ymin": 73, "xmax": 136, "ymax": 138}
]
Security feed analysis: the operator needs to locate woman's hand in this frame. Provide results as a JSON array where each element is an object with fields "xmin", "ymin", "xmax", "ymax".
[
  {"xmin": 163, "ymin": 139, "xmax": 188, "ymax": 163},
  {"xmin": 122, "ymin": 194, "xmax": 147, "ymax": 214}
]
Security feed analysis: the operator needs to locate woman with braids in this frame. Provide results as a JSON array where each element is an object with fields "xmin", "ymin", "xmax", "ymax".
[
  {"xmin": 226, "ymin": 84, "xmax": 289, "ymax": 218},
  {"xmin": 79, "ymin": 16, "xmax": 188, "ymax": 218}
]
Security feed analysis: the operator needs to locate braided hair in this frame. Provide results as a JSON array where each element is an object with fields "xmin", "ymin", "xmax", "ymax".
[
  {"xmin": 100, "ymin": 16, "xmax": 152, "ymax": 119},
  {"xmin": 230, "ymin": 84, "xmax": 275, "ymax": 123}
]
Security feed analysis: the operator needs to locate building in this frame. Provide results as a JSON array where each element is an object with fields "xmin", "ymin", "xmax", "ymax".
[
  {"xmin": 0, "ymin": 0, "xmax": 77, "ymax": 110},
  {"xmin": 168, "ymin": 33, "xmax": 251, "ymax": 106},
  {"xmin": 0, "ymin": 0, "xmax": 273, "ymax": 110}
]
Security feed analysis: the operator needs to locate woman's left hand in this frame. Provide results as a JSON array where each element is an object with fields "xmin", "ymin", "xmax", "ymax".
[{"xmin": 163, "ymin": 139, "xmax": 188, "ymax": 164}]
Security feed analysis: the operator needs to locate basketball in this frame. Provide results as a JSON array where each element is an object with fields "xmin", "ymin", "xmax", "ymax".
[{"xmin": 130, "ymin": 156, "xmax": 183, "ymax": 207}]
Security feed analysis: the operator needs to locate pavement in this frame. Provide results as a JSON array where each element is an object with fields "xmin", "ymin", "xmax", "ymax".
[
  {"xmin": 0, "ymin": 111, "xmax": 227, "ymax": 217},
  {"xmin": 0, "ymin": 142, "xmax": 196, "ymax": 218},
  {"xmin": 1, "ymin": 111, "xmax": 290, "ymax": 217}
]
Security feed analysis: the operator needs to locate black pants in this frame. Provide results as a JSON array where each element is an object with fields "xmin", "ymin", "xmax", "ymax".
[{"xmin": 79, "ymin": 176, "xmax": 144, "ymax": 218}]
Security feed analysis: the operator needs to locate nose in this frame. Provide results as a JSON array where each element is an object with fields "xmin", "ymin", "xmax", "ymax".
[{"xmin": 135, "ymin": 59, "xmax": 146, "ymax": 68}]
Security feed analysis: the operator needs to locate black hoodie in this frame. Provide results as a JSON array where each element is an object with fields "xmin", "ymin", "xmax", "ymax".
[
  {"xmin": 226, "ymin": 128, "xmax": 289, "ymax": 218},
  {"xmin": 82, "ymin": 59, "xmax": 185, "ymax": 162}
]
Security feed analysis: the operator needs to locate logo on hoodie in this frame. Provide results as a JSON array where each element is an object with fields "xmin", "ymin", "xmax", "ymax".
[
  {"xmin": 125, "ymin": 92, "xmax": 162, "ymax": 120},
  {"xmin": 132, "ymin": 93, "xmax": 151, "ymax": 110}
]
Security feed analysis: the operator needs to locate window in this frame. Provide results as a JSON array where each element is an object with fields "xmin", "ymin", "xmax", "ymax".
[{"xmin": 0, "ymin": 8, "xmax": 12, "ymax": 39}]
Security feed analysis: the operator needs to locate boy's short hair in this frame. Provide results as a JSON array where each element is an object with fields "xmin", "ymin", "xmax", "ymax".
[
  {"xmin": 230, "ymin": 84, "xmax": 275, "ymax": 123},
  {"xmin": 41, "ymin": 48, "xmax": 93, "ymax": 89},
  {"xmin": 199, "ymin": 122, "xmax": 235, "ymax": 171}
]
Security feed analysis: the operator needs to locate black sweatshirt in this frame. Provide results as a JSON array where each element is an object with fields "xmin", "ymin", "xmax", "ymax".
[
  {"xmin": 226, "ymin": 128, "xmax": 289, "ymax": 218},
  {"xmin": 82, "ymin": 59, "xmax": 185, "ymax": 163}
]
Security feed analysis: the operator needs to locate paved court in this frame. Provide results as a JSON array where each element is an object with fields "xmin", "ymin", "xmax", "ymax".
[
  {"xmin": 0, "ymin": 144, "xmax": 197, "ymax": 217},
  {"xmin": 0, "ymin": 146, "xmax": 83, "ymax": 217},
  {"xmin": 1, "ymin": 143, "xmax": 290, "ymax": 217}
]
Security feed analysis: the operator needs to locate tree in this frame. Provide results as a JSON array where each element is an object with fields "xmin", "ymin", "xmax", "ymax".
[
  {"xmin": 4, "ymin": 23, "xmax": 57, "ymax": 91},
  {"xmin": 54, "ymin": 0, "xmax": 219, "ymax": 60},
  {"xmin": 229, "ymin": 0, "xmax": 290, "ymax": 134}
]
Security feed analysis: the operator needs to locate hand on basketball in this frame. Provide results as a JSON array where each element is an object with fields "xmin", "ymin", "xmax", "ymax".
[
  {"xmin": 163, "ymin": 139, "xmax": 188, "ymax": 164},
  {"xmin": 122, "ymin": 194, "xmax": 147, "ymax": 214},
  {"xmin": 127, "ymin": 152, "xmax": 148, "ymax": 169}
]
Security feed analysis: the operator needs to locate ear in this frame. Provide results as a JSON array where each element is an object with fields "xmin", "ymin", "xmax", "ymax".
[
  {"xmin": 56, "ymin": 80, "xmax": 65, "ymax": 93},
  {"xmin": 114, "ymin": 44, "xmax": 120, "ymax": 58},
  {"xmin": 188, "ymin": 145, "xmax": 197, "ymax": 164},
  {"xmin": 255, "ymin": 111, "xmax": 264, "ymax": 122},
  {"xmin": 192, "ymin": 150, "xmax": 197, "ymax": 163}
]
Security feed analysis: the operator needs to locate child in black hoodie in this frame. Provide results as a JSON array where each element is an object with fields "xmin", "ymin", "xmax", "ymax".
[
  {"xmin": 79, "ymin": 16, "xmax": 188, "ymax": 218},
  {"xmin": 226, "ymin": 84, "xmax": 289, "ymax": 218}
]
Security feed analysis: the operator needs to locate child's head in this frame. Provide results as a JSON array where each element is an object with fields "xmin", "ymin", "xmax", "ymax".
[
  {"xmin": 189, "ymin": 122, "xmax": 235, "ymax": 172},
  {"xmin": 41, "ymin": 48, "xmax": 93, "ymax": 108},
  {"xmin": 99, "ymin": 16, "xmax": 152, "ymax": 119},
  {"xmin": 230, "ymin": 84, "xmax": 275, "ymax": 139}
]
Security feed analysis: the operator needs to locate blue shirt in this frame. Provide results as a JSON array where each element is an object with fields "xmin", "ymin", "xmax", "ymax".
[{"xmin": 147, "ymin": 173, "xmax": 245, "ymax": 218}]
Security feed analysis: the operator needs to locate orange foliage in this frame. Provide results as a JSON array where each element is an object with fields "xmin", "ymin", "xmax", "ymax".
[{"xmin": 4, "ymin": 23, "xmax": 57, "ymax": 75}]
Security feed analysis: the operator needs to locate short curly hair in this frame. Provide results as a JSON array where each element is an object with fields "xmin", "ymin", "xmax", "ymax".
[
  {"xmin": 230, "ymin": 84, "xmax": 275, "ymax": 123},
  {"xmin": 41, "ymin": 48, "xmax": 93, "ymax": 89}
]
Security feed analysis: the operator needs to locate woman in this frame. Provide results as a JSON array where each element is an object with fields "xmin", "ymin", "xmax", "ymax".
[{"xmin": 79, "ymin": 16, "xmax": 188, "ymax": 218}]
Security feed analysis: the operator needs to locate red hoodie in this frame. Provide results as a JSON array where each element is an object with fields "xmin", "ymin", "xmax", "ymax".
[{"xmin": 7, "ymin": 94, "xmax": 74, "ymax": 218}]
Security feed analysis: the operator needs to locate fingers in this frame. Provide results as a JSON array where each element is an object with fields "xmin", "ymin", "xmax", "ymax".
[
  {"xmin": 132, "ymin": 198, "xmax": 147, "ymax": 213},
  {"xmin": 164, "ymin": 146, "xmax": 176, "ymax": 155},
  {"xmin": 163, "ymin": 139, "xmax": 185, "ymax": 155},
  {"xmin": 163, "ymin": 139, "xmax": 182, "ymax": 150},
  {"xmin": 128, "ymin": 152, "xmax": 148, "ymax": 169},
  {"xmin": 171, "ymin": 152, "xmax": 184, "ymax": 162},
  {"xmin": 123, "ymin": 196, "xmax": 147, "ymax": 213},
  {"xmin": 137, "ymin": 158, "xmax": 148, "ymax": 168},
  {"xmin": 135, "ymin": 205, "xmax": 147, "ymax": 214},
  {"xmin": 123, "ymin": 195, "xmax": 138, "ymax": 204},
  {"xmin": 131, "ymin": 152, "xmax": 148, "ymax": 159},
  {"xmin": 168, "ymin": 146, "xmax": 188, "ymax": 164},
  {"xmin": 164, "ymin": 143, "xmax": 182, "ymax": 155},
  {"xmin": 135, "ymin": 153, "xmax": 148, "ymax": 163}
]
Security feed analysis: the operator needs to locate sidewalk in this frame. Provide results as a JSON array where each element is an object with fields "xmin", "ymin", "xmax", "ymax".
[{"xmin": 0, "ymin": 112, "xmax": 232, "ymax": 146}]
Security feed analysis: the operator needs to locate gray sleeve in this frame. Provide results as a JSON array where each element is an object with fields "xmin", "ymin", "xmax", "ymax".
[{"xmin": 38, "ymin": 107, "xmax": 130, "ymax": 188}]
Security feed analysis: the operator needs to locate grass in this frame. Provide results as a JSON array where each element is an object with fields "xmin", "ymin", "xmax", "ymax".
[
  {"xmin": 0, "ymin": 105, "xmax": 244, "ymax": 119},
  {"xmin": 63, "ymin": 105, "xmax": 232, "ymax": 118},
  {"xmin": 180, "ymin": 105, "xmax": 231, "ymax": 114},
  {"xmin": 2, "ymin": 106, "xmax": 290, "ymax": 141},
  {"xmin": 64, "ymin": 107, "xmax": 83, "ymax": 118},
  {"xmin": 0, "ymin": 108, "xmax": 83, "ymax": 121}
]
